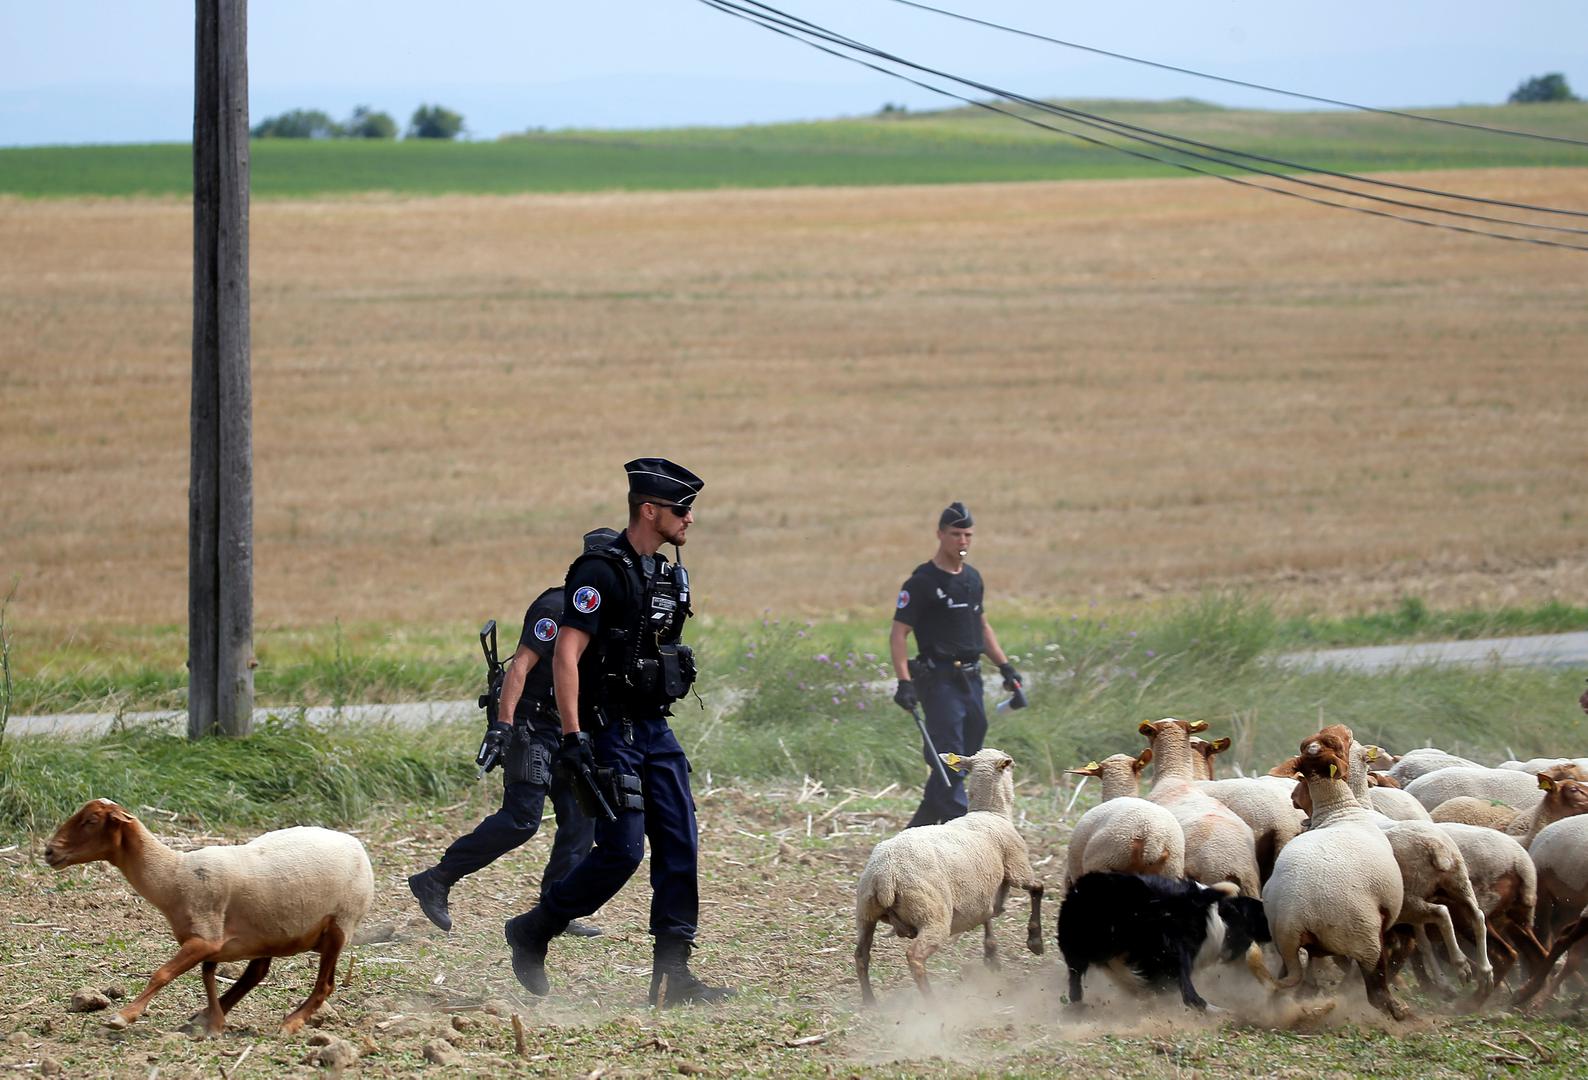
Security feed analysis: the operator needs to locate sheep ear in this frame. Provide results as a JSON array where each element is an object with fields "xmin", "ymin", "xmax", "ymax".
[
  {"xmin": 1539, "ymin": 773, "xmax": 1556, "ymax": 791},
  {"xmin": 1212, "ymin": 737, "xmax": 1231, "ymax": 753},
  {"xmin": 1136, "ymin": 748, "xmax": 1153, "ymax": 768},
  {"xmin": 940, "ymin": 753, "xmax": 967, "ymax": 774},
  {"xmin": 997, "ymin": 758, "xmax": 1013, "ymax": 771},
  {"xmin": 1328, "ymin": 763, "xmax": 1339, "ymax": 779},
  {"xmin": 1137, "ymin": 720, "xmax": 1156, "ymax": 737},
  {"xmin": 1187, "ymin": 720, "xmax": 1209, "ymax": 733}
]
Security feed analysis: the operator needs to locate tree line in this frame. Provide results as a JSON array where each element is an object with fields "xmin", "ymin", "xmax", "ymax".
[{"xmin": 252, "ymin": 104, "xmax": 464, "ymax": 140}]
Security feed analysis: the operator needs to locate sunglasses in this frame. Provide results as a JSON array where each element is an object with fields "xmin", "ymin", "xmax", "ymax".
[{"xmin": 651, "ymin": 502, "xmax": 692, "ymax": 518}]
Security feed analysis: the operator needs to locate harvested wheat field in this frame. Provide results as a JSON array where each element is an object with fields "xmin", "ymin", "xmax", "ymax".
[{"xmin": 3, "ymin": 169, "xmax": 1587, "ymax": 637}]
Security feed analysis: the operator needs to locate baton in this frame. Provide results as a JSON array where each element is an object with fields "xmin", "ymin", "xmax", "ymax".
[{"xmin": 910, "ymin": 705, "xmax": 956, "ymax": 789}]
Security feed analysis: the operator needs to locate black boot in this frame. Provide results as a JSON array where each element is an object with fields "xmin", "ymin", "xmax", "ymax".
[
  {"xmin": 505, "ymin": 907, "xmax": 567, "ymax": 996},
  {"xmin": 649, "ymin": 937, "xmax": 735, "ymax": 1007},
  {"xmin": 407, "ymin": 869, "xmax": 453, "ymax": 932}
]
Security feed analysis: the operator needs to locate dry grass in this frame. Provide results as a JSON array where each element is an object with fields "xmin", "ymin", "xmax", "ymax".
[
  {"xmin": 5, "ymin": 784, "xmax": 1585, "ymax": 1077},
  {"xmin": 3, "ymin": 170, "xmax": 1587, "ymax": 648}
]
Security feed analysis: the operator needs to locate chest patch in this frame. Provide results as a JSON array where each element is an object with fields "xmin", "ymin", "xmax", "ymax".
[
  {"xmin": 572, "ymin": 586, "xmax": 602, "ymax": 614},
  {"xmin": 533, "ymin": 617, "xmax": 558, "ymax": 642},
  {"xmin": 936, "ymin": 586, "xmax": 971, "ymax": 610},
  {"xmin": 897, "ymin": 589, "xmax": 910, "ymax": 609}
]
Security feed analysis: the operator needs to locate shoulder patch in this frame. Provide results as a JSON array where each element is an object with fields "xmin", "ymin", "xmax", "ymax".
[
  {"xmin": 896, "ymin": 589, "xmax": 910, "ymax": 609},
  {"xmin": 572, "ymin": 586, "xmax": 602, "ymax": 614},
  {"xmin": 533, "ymin": 617, "xmax": 558, "ymax": 642}
]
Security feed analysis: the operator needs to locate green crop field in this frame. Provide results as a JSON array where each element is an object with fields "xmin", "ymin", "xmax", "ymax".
[{"xmin": 2, "ymin": 99, "xmax": 1585, "ymax": 198}]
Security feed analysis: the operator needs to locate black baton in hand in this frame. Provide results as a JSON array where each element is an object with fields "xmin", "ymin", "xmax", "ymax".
[{"xmin": 911, "ymin": 705, "xmax": 955, "ymax": 789}]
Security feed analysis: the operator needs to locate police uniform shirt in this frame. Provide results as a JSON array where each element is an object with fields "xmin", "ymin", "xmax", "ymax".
[
  {"xmin": 893, "ymin": 561, "xmax": 985, "ymax": 662},
  {"xmin": 562, "ymin": 532, "xmax": 667, "ymax": 720},
  {"xmin": 512, "ymin": 587, "xmax": 563, "ymax": 726}
]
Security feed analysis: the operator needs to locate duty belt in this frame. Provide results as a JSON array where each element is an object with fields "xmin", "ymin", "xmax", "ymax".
[{"xmin": 911, "ymin": 656, "xmax": 981, "ymax": 677}]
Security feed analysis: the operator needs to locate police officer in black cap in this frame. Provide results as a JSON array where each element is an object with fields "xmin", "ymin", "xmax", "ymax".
[
  {"xmin": 504, "ymin": 458, "xmax": 733, "ymax": 1006},
  {"xmin": 406, "ymin": 530, "xmax": 621, "ymax": 936},
  {"xmin": 890, "ymin": 501, "xmax": 1023, "ymax": 828}
]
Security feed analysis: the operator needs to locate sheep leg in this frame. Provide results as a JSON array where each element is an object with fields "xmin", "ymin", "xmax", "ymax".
[
  {"xmin": 107, "ymin": 938, "xmax": 219, "ymax": 1030},
  {"xmin": 982, "ymin": 921, "xmax": 1000, "ymax": 970},
  {"xmin": 281, "ymin": 922, "xmax": 345, "ymax": 1035},
  {"xmin": 1066, "ymin": 963, "xmax": 1086, "ymax": 1005},
  {"xmin": 218, "ymin": 957, "xmax": 272, "ymax": 1014},
  {"xmin": 1359, "ymin": 954, "xmax": 1410, "ymax": 1022},
  {"xmin": 1516, "ymin": 915, "xmax": 1588, "ymax": 1007},
  {"xmin": 1024, "ymin": 883, "xmax": 1045, "ymax": 955},
  {"xmin": 904, "ymin": 926, "xmax": 949, "ymax": 998},
  {"xmin": 855, "ymin": 918, "xmax": 879, "ymax": 1006}
]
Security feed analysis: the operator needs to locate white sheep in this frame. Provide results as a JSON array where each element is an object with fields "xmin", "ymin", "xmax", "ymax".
[
  {"xmin": 1404, "ymin": 764, "xmax": 1584, "ymax": 813},
  {"xmin": 1251, "ymin": 726, "xmax": 1409, "ymax": 1020},
  {"xmin": 1434, "ymin": 822, "xmax": 1548, "ymax": 992},
  {"xmin": 44, "ymin": 799, "xmax": 374, "ymax": 1036},
  {"xmin": 1432, "ymin": 775, "xmax": 1588, "ymax": 846},
  {"xmin": 1498, "ymin": 756, "xmax": 1588, "ymax": 775},
  {"xmin": 1284, "ymin": 731, "xmax": 1492, "ymax": 997},
  {"xmin": 1064, "ymin": 750, "xmax": 1185, "ymax": 887},
  {"xmin": 1365, "ymin": 774, "xmax": 1433, "ymax": 822},
  {"xmin": 1529, "ymin": 815, "xmax": 1588, "ymax": 946},
  {"xmin": 1388, "ymin": 748, "xmax": 1480, "ymax": 785},
  {"xmin": 855, "ymin": 748, "xmax": 1043, "ymax": 1003},
  {"xmin": 1139, "ymin": 719, "xmax": 1262, "ymax": 898}
]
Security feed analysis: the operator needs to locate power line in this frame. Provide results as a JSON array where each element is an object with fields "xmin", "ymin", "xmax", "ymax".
[
  {"xmin": 697, "ymin": 0, "xmax": 1588, "ymax": 251},
  {"xmin": 885, "ymin": 0, "xmax": 1588, "ymax": 150},
  {"xmin": 725, "ymin": 0, "xmax": 1588, "ymax": 222}
]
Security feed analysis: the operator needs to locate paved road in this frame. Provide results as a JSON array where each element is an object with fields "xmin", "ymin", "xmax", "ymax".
[
  {"xmin": 1272, "ymin": 631, "xmax": 1588, "ymax": 674},
  {"xmin": 10, "ymin": 632, "xmax": 1587, "ymax": 739}
]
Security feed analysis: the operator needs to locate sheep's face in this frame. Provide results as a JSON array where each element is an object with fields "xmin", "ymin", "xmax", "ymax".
[
  {"xmin": 1539, "ymin": 776, "xmax": 1588, "ymax": 817},
  {"xmin": 1368, "ymin": 772, "xmax": 1403, "ymax": 789},
  {"xmin": 1543, "ymin": 762, "xmax": 1588, "ymax": 783},
  {"xmin": 946, "ymin": 748, "xmax": 1016, "ymax": 815},
  {"xmin": 1295, "ymin": 729, "xmax": 1350, "ymax": 782},
  {"xmin": 44, "ymin": 799, "xmax": 131, "ymax": 869}
]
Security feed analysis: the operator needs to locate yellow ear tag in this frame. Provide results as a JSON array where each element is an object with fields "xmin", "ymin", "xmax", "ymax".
[
  {"xmin": 1539, "ymin": 775, "xmax": 1554, "ymax": 791},
  {"xmin": 1328, "ymin": 763, "xmax": 1339, "ymax": 778},
  {"xmin": 1085, "ymin": 761, "xmax": 1100, "ymax": 771},
  {"xmin": 944, "ymin": 753, "xmax": 962, "ymax": 768},
  {"xmin": 1366, "ymin": 746, "xmax": 1379, "ymax": 762}
]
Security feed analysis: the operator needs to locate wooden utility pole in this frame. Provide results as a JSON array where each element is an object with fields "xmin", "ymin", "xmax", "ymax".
[{"xmin": 190, "ymin": 0, "xmax": 253, "ymax": 738}]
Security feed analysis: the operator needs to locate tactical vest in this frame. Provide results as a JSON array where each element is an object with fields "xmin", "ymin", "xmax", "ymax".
[{"xmin": 568, "ymin": 541, "xmax": 696, "ymax": 726}]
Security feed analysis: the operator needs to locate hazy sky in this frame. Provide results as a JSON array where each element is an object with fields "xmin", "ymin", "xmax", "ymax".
[{"xmin": 3, "ymin": 0, "xmax": 1585, "ymax": 146}]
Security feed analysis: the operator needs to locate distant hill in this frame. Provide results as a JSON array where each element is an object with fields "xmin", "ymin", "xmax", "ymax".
[{"xmin": 2, "ymin": 99, "xmax": 1583, "ymax": 199}]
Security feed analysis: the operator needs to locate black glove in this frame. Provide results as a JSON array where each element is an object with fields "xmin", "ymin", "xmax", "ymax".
[
  {"xmin": 557, "ymin": 730, "xmax": 598, "ymax": 776},
  {"xmin": 893, "ymin": 680, "xmax": 918, "ymax": 712},
  {"xmin": 998, "ymin": 662, "xmax": 1023, "ymax": 692},
  {"xmin": 475, "ymin": 722, "xmax": 512, "ymax": 772}
]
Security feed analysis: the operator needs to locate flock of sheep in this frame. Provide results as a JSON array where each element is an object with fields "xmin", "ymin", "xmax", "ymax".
[
  {"xmin": 853, "ymin": 721, "xmax": 1588, "ymax": 1023},
  {"xmin": 36, "ymin": 717, "xmax": 1588, "ymax": 1037}
]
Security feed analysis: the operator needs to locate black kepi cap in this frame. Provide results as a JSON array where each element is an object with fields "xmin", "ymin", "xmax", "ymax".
[
  {"xmin": 624, "ymin": 458, "xmax": 704, "ymax": 507},
  {"xmin": 939, "ymin": 501, "xmax": 973, "ymax": 529}
]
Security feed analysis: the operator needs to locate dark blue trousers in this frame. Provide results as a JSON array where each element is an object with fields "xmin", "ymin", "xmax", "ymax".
[
  {"xmin": 906, "ymin": 669, "xmax": 988, "ymax": 828},
  {"xmin": 434, "ymin": 726, "xmax": 594, "ymax": 903},
  {"xmin": 537, "ymin": 717, "xmax": 700, "ymax": 940}
]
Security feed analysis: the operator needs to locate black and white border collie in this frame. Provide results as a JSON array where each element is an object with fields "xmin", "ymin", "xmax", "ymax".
[{"xmin": 1057, "ymin": 872, "xmax": 1271, "ymax": 1010}]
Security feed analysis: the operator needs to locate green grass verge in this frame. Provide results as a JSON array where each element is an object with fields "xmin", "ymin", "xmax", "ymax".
[
  {"xmin": 10, "ymin": 595, "xmax": 1588, "ymax": 717},
  {"xmin": 4, "ymin": 595, "xmax": 1585, "ymax": 836},
  {"xmin": 3, "ymin": 100, "xmax": 1584, "ymax": 199}
]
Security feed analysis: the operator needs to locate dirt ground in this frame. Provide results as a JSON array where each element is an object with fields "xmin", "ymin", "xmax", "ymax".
[
  {"xmin": 4, "ymin": 775, "xmax": 1585, "ymax": 1078},
  {"xmin": 4, "ymin": 169, "xmax": 1588, "ymax": 643}
]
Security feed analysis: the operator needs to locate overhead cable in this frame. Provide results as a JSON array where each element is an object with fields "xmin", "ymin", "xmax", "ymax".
[
  {"xmin": 696, "ymin": 0, "xmax": 1588, "ymax": 251},
  {"xmin": 885, "ymin": 0, "xmax": 1588, "ymax": 149}
]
